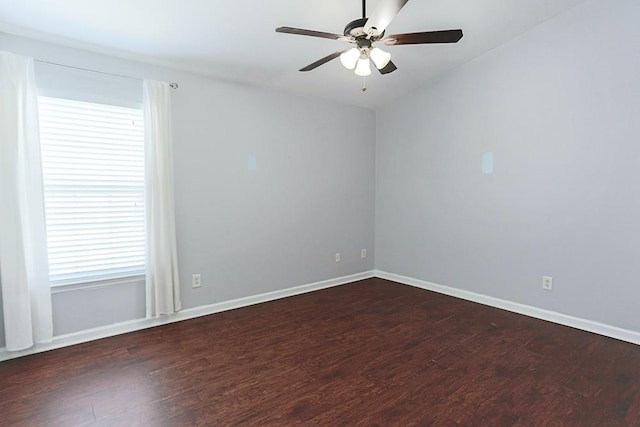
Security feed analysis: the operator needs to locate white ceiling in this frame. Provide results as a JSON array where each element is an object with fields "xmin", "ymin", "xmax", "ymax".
[{"xmin": 0, "ymin": 0, "xmax": 586, "ymax": 109}]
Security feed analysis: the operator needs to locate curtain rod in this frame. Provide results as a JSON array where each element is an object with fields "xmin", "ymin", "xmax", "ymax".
[{"xmin": 34, "ymin": 59, "xmax": 179, "ymax": 89}]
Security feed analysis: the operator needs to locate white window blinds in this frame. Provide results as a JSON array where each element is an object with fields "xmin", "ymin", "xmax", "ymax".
[{"xmin": 38, "ymin": 96, "xmax": 145, "ymax": 286}]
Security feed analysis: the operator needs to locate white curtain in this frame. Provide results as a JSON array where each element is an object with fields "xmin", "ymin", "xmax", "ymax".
[
  {"xmin": 143, "ymin": 80, "xmax": 181, "ymax": 317},
  {"xmin": 0, "ymin": 51, "xmax": 53, "ymax": 351}
]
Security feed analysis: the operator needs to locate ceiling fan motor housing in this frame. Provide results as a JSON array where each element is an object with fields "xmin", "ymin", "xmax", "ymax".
[{"xmin": 343, "ymin": 18, "xmax": 384, "ymax": 40}]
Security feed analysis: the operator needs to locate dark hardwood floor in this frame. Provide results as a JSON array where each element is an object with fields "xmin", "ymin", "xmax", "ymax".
[{"xmin": 1, "ymin": 278, "xmax": 640, "ymax": 426}]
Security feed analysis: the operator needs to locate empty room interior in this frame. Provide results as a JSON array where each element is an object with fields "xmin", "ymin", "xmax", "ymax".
[{"xmin": 1, "ymin": 0, "xmax": 640, "ymax": 425}]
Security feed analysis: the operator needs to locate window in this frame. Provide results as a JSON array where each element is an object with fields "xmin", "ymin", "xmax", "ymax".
[{"xmin": 38, "ymin": 96, "xmax": 145, "ymax": 286}]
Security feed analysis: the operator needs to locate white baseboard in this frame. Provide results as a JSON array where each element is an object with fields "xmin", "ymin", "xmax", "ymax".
[
  {"xmin": 5, "ymin": 269, "xmax": 636, "ymax": 362},
  {"xmin": 0, "ymin": 270, "xmax": 375, "ymax": 362},
  {"xmin": 374, "ymin": 270, "xmax": 640, "ymax": 346}
]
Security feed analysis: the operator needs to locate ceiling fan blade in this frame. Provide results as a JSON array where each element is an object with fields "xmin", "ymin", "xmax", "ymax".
[
  {"xmin": 378, "ymin": 60, "xmax": 398, "ymax": 75},
  {"xmin": 299, "ymin": 51, "xmax": 345, "ymax": 72},
  {"xmin": 276, "ymin": 26, "xmax": 342, "ymax": 40},
  {"xmin": 364, "ymin": 0, "xmax": 410, "ymax": 36},
  {"xmin": 384, "ymin": 29, "xmax": 463, "ymax": 45}
]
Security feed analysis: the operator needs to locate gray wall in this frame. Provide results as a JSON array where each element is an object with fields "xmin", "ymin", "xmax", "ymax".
[
  {"xmin": 0, "ymin": 34, "xmax": 375, "ymax": 341},
  {"xmin": 0, "ymin": 281, "xmax": 4, "ymax": 346},
  {"xmin": 172, "ymin": 74, "xmax": 375, "ymax": 308},
  {"xmin": 375, "ymin": 0, "xmax": 640, "ymax": 332}
]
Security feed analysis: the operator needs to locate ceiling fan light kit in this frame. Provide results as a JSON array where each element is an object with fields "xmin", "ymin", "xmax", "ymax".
[
  {"xmin": 355, "ymin": 55, "xmax": 372, "ymax": 77},
  {"xmin": 369, "ymin": 47, "xmax": 392, "ymax": 70},
  {"xmin": 276, "ymin": 0, "xmax": 464, "ymax": 88},
  {"xmin": 340, "ymin": 47, "xmax": 360, "ymax": 69}
]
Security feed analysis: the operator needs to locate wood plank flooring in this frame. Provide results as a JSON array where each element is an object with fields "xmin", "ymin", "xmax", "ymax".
[{"xmin": 1, "ymin": 278, "xmax": 640, "ymax": 426}]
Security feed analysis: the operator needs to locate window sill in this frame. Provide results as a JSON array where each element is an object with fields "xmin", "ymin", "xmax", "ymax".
[{"xmin": 51, "ymin": 275, "xmax": 145, "ymax": 294}]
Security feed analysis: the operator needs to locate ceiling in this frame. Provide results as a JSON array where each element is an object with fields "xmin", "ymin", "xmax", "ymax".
[{"xmin": 0, "ymin": 0, "xmax": 586, "ymax": 109}]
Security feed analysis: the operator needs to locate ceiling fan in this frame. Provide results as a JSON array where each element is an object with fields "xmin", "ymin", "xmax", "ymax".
[{"xmin": 276, "ymin": 0, "xmax": 463, "ymax": 78}]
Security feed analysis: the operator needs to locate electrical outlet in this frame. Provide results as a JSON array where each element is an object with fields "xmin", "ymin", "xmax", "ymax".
[
  {"xmin": 361, "ymin": 249, "xmax": 367, "ymax": 259},
  {"xmin": 192, "ymin": 274, "xmax": 202, "ymax": 288},
  {"xmin": 335, "ymin": 253, "xmax": 341, "ymax": 263},
  {"xmin": 542, "ymin": 276, "xmax": 553, "ymax": 291}
]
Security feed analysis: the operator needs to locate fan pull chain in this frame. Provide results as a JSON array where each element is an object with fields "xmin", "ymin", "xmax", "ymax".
[{"xmin": 362, "ymin": 76, "xmax": 367, "ymax": 92}]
